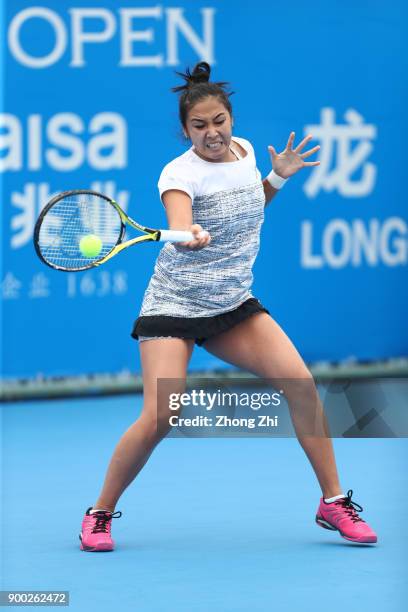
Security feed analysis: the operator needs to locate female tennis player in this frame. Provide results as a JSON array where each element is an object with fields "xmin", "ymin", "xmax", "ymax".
[{"xmin": 79, "ymin": 62, "xmax": 377, "ymax": 551}]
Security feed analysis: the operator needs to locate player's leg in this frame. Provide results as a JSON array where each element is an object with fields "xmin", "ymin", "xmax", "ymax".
[
  {"xmin": 80, "ymin": 337, "xmax": 194, "ymax": 551},
  {"xmin": 203, "ymin": 312, "xmax": 342, "ymax": 498},
  {"xmin": 93, "ymin": 338, "xmax": 194, "ymax": 512}
]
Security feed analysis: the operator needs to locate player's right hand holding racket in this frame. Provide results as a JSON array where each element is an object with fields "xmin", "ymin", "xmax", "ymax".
[{"xmin": 178, "ymin": 223, "xmax": 211, "ymax": 250}]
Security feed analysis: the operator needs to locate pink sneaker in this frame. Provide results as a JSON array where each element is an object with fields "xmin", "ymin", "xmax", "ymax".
[
  {"xmin": 79, "ymin": 507, "xmax": 122, "ymax": 552},
  {"xmin": 316, "ymin": 490, "xmax": 377, "ymax": 543}
]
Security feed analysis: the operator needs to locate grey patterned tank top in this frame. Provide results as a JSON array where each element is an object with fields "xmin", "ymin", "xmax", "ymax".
[{"xmin": 139, "ymin": 179, "xmax": 265, "ymax": 318}]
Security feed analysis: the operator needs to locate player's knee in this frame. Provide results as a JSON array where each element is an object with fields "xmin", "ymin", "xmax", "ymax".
[
  {"xmin": 140, "ymin": 409, "xmax": 173, "ymax": 441},
  {"xmin": 282, "ymin": 370, "xmax": 317, "ymax": 404}
]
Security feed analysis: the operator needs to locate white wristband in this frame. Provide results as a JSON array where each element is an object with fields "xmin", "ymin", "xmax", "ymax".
[{"xmin": 266, "ymin": 170, "xmax": 288, "ymax": 190}]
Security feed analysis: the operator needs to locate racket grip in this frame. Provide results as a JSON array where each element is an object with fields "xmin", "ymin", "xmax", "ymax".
[{"xmin": 159, "ymin": 229, "xmax": 201, "ymax": 242}]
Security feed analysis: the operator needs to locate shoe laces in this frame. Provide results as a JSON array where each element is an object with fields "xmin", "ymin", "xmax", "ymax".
[
  {"xmin": 334, "ymin": 489, "xmax": 364, "ymax": 523},
  {"xmin": 90, "ymin": 510, "xmax": 122, "ymax": 534}
]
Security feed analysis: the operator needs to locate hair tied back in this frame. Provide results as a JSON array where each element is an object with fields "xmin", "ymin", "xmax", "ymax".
[{"xmin": 172, "ymin": 61, "xmax": 211, "ymax": 93}]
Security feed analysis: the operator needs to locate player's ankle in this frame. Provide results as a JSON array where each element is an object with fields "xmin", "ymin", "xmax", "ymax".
[
  {"xmin": 322, "ymin": 488, "xmax": 343, "ymax": 499},
  {"xmin": 92, "ymin": 502, "xmax": 116, "ymax": 513}
]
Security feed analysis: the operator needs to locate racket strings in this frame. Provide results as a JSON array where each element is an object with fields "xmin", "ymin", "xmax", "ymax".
[{"xmin": 37, "ymin": 194, "xmax": 123, "ymax": 270}]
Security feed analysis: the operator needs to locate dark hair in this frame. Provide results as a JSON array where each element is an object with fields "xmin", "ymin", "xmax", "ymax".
[{"xmin": 171, "ymin": 62, "xmax": 234, "ymax": 129}]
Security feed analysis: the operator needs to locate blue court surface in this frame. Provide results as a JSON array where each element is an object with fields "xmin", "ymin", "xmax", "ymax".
[{"xmin": 1, "ymin": 394, "xmax": 407, "ymax": 612}]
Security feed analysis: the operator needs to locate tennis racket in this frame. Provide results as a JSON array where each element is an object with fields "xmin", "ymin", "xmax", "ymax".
[{"xmin": 33, "ymin": 189, "xmax": 199, "ymax": 272}]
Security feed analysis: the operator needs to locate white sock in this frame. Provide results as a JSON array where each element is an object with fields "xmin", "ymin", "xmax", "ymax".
[
  {"xmin": 324, "ymin": 494, "xmax": 346, "ymax": 503},
  {"xmin": 90, "ymin": 507, "xmax": 112, "ymax": 514}
]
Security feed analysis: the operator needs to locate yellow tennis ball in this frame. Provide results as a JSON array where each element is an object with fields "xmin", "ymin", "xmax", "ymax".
[{"xmin": 79, "ymin": 234, "xmax": 103, "ymax": 258}]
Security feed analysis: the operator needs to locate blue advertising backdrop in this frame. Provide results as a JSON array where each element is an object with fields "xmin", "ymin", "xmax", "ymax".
[{"xmin": 1, "ymin": 0, "xmax": 407, "ymax": 379}]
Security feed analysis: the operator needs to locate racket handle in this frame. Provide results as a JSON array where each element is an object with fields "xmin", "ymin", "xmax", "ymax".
[{"xmin": 158, "ymin": 229, "xmax": 207, "ymax": 242}]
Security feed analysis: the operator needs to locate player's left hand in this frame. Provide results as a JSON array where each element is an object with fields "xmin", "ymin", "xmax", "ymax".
[{"xmin": 268, "ymin": 132, "xmax": 320, "ymax": 179}]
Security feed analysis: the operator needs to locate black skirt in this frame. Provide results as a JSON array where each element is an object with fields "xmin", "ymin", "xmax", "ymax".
[{"xmin": 131, "ymin": 297, "xmax": 270, "ymax": 346}]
